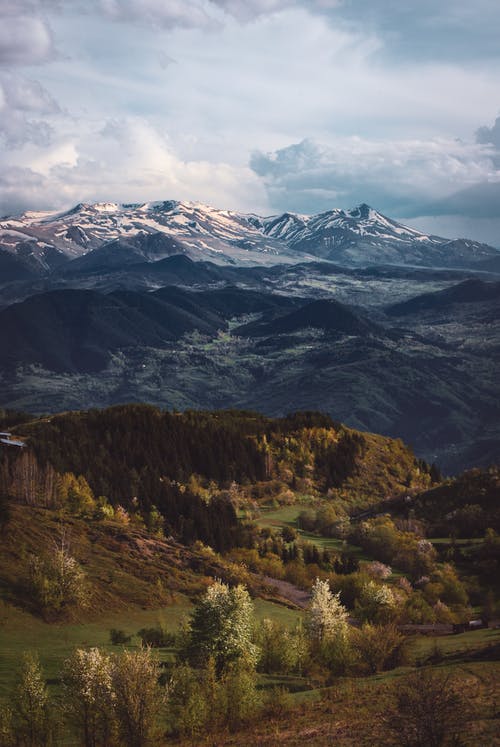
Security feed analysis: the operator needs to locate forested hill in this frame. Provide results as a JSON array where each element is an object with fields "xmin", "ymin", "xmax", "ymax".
[{"xmin": 9, "ymin": 405, "xmax": 434, "ymax": 510}]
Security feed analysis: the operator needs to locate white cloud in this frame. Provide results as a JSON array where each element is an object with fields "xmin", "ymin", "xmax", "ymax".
[
  {"xmin": 0, "ymin": 117, "xmax": 268, "ymax": 216},
  {"xmin": 98, "ymin": 0, "xmax": 213, "ymax": 28},
  {"xmin": 96, "ymin": 0, "xmax": 341, "ymax": 27},
  {"xmin": 0, "ymin": 16, "xmax": 54, "ymax": 66},
  {"xmin": 250, "ymin": 136, "xmax": 499, "ymax": 216},
  {"xmin": 0, "ymin": 73, "xmax": 59, "ymax": 147}
]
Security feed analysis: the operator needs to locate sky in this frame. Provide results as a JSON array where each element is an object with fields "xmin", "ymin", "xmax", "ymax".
[{"xmin": 1, "ymin": 0, "xmax": 500, "ymax": 245}]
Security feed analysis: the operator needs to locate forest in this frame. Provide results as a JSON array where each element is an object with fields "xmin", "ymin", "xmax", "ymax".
[{"xmin": 0, "ymin": 405, "xmax": 498, "ymax": 745}]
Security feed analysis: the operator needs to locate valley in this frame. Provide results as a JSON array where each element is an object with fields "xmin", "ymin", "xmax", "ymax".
[
  {"xmin": 0, "ymin": 406, "xmax": 498, "ymax": 745},
  {"xmin": 0, "ymin": 199, "xmax": 499, "ymax": 744}
]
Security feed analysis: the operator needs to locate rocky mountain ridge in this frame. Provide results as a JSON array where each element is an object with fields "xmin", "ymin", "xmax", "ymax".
[{"xmin": 1, "ymin": 200, "xmax": 498, "ymax": 274}]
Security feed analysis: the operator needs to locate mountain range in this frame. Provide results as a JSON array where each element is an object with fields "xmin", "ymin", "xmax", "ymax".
[
  {"xmin": 0, "ymin": 198, "xmax": 499, "ymax": 475},
  {"xmin": 1, "ymin": 201, "xmax": 498, "ymax": 282}
]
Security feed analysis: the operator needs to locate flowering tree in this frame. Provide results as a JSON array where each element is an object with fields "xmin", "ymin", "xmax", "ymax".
[
  {"xmin": 183, "ymin": 581, "xmax": 258, "ymax": 673},
  {"xmin": 12, "ymin": 653, "xmax": 54, "ymax": 747},
  {"xmin": 306, "ymin": 578, "xmax": 349, "ymax": 645},
  {"xmin": 63, "ymin": 648, "xmax": 115, "ymax": 747},
  {"xmin": 112, "ymin": 648, "xmax": 163, "ymax": 747},
  {"xmin": 306, "ymin": 578, "xmax": 351, "ymax": 673},
  {"xmin": 28, "ymin": 536, "xmax": 87, "ymax": 616}
]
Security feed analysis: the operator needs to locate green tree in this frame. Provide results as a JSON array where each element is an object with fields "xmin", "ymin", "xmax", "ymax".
[
  {"xmin": 219, "ymin": 657, "xmax": 261, "ymax": 732},
  {"xmin": 111, "ymin": 648, "xmax": 163, "ymax": 747},
  {"xmin": 168, "ymin": 663, "xmax": 212, "ymax": 739},
  {"xmin": 352, "ymin": 623, "xmax": 406, "ymax": 674}
]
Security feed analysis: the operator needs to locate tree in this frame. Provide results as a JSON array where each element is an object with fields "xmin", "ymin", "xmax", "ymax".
[
  {"xmin": 257, "ymin": 618, "xmax": 305, "ymax": 675},
  {"xmin": 355, "ymin": 580, "xmax": 397, "ymax": 623},
  {"xmin": 63, "ymin": 647, "xmax": 115, "ymax": 747},
  {"xmin": 219, "ymin": 657, "xmax": 261, "ymax": 731},
  {"xmin": 111, "ymin": 648, "xmax": 163, "ymax": 747},
  {"xmin": 28, "ymin": 537, "xmax": 87, "ymax": 617},
  {"xmin": 306, "ymin": 578, "xmax": 349, "ymax": 645},
  {"xmin": 182, "ymin": 581, "xmax": 258, "ymax": 673},
  {"xmin": 306, "ymin": 578, "xmax": 351, "ymax": 673},
  {"xmin": 382, "ymin": 669, "xmax": 471, "ymax": 747},
  {"xmin": 352, "ymin": 623, "xmax": 406, "ymax": 674},
  {"xmin": 12, "ymin": 653, "xmax": 55, "ymax": 747},
  {"xmin": 168, "ymin": 662, "xmax": 211, "ymax": 739}
]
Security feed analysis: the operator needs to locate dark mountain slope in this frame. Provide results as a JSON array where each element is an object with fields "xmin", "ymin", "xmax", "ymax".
[
  {"xmin": 0, "ymin": 250, "xmax": 37, "ymax": 283},
  {"xmin": 149, "ymin": 286, "xmax": 225, "ymax": 325},
  {"xmin": 111, "ymin": 288, "xmax": 225, "ymax": 333},
  {"xmin": 62, "ymin": 233, "xmax": 189, "ymax": 276},
  {"xmin": 130, "ymin": 254, "xmax": 229, "ymax": 284},
  {"xmin": 192, "ymin": 286, "xmax": 300, "ymax": 318},
  {"xmin": 387, "ymin": 278, "xmax": 500, "ymax": 316},
  {"xmin": 0, "ymin": 289, "xmax": 224, "ymax": 373},
  {"xmin": 236, "ymin": 298, "xmax": 379, "ymax": 337}
]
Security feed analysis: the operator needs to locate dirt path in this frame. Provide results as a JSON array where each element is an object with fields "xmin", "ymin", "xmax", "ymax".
[{"xmin": 262, "ymin": 575, "xmax": 310, "ymax": 608}]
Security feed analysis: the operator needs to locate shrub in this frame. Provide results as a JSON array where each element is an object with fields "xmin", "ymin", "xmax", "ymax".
[
  {"xmin": 109, "ymin": 629, "xmax": 132, "ymax": 646},
  {"xmin": 137, "ymin": 627, "xmax": 176, "ymax": 648}
]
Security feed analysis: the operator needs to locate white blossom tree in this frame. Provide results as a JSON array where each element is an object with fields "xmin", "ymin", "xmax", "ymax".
[
  {"xmin": 63, "ymin": 647, "xmax": 115, "ymax": 747},
  {"xmin": 356, "ymin": 580, "xmax": 397, "ymax": 623},
  {"xmin": 183, "ymin": 581, "xmax": 258, "ymax": 673},
  {"xmin": 306, "ymin": 578, "xmax": 349, "ymax": 645},
  {"xmin": 306, "ymin": 578, "xmax": 351, "ymax": 672},
  {"xmin": 13, "ymin": 653, "xmax": 54, "ymax": 747}
]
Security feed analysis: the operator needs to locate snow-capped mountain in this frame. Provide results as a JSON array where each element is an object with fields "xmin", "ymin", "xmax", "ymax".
[
  {"xmin": 0, "ymin": 200, "xmax": 498, "ymax": 275},
  {"xmin": 259, "ymin": 203, "xmax": 497, "ymax": 267},
  {"xmin": 0, "ymin": 201, "xmax": 293, "ymax": 271}
]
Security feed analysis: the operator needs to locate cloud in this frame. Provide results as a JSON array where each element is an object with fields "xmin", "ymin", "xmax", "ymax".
[
  {"xmin": 420, "ymin": 182, "xmax": 500, "ymax": 220},
  {"xmin": 476, "ymin": 115, "xmax": 500, "ymax": 170},
  {"xmin": 0, "ymin": 1, "xmax": 59, "ymax": 67},
  {"xmin": 0, "ymin": 73, "xmax": 60, "ymax": 147},
  {"xmin": 250, "ymin": 136, "xmax": 497, "ymax": 215},
  {"xmin": 420, "ymin": 115, "xmax": 500, "ymax": 220},
  {"xmin": 477, "ymin": 115, "xmax": 500, "ymax": 149},
  {"xmin": 98, "ymin": 0, "xmax": 213, "ymax": 29},
  {"xmin": 97, "ymin": 0, "xmax": 341, "ymax": 28},
  {"xmin": 314, "ymin": 0, "xmax": 500, "ymax": 62},
  {"xmin": 0, "ymin": 117, "xmax": 267, "ymax": 216},
  {"xmin": 0, "ymin": 16, "xmax": 55, "ymax": 66}
]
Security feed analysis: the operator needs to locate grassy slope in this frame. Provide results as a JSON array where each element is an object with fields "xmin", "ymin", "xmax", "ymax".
[
  {"xmin": 0, "ymin": 504, "xmax": 302, "ymax": 698},
  {"xmin": 186, "ymin": 660, "xmax": 500, "ymax": 746},
  {"xmin": 0, "ymin": 505, "xmax": 223, "ymax": 616}
]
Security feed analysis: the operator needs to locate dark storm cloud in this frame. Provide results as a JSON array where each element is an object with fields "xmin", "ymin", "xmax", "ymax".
[{"xmin": 419, "ymin": 182, "xmax": 500, "ymax": 220}]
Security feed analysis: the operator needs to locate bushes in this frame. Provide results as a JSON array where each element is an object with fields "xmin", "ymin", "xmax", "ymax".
[
  {"xmin": 351, "ymin": 623, "xmax": 407, "ymax": 674},
  {"xmin": 381, "ymin": 669, "xmax": 472, "ymax": 747},
  {"xmin": 136, "ymin": 627, "xmax": 176, "ymax": 648},
  {"xmin": 109, "ymin": 629, "xmax": 132, "ymax": 646}
]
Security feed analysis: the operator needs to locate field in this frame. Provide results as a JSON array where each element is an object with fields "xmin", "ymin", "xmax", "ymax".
[
  {"xmin": 0, "ymin": 596, "xmax": 303, "ymax": 700},
  {"xmin": 256, "ymin": 504, "xmax": 370, "ymax": 558}
]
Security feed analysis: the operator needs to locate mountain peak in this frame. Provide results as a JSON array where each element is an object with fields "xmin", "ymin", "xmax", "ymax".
[
  {"xmin": 348, "ymin": 203, "xmax": 373, "ymax": 220},
  {"xmin": 2, "ymin": 198, "xmax": 498, "ymax": 271}
]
